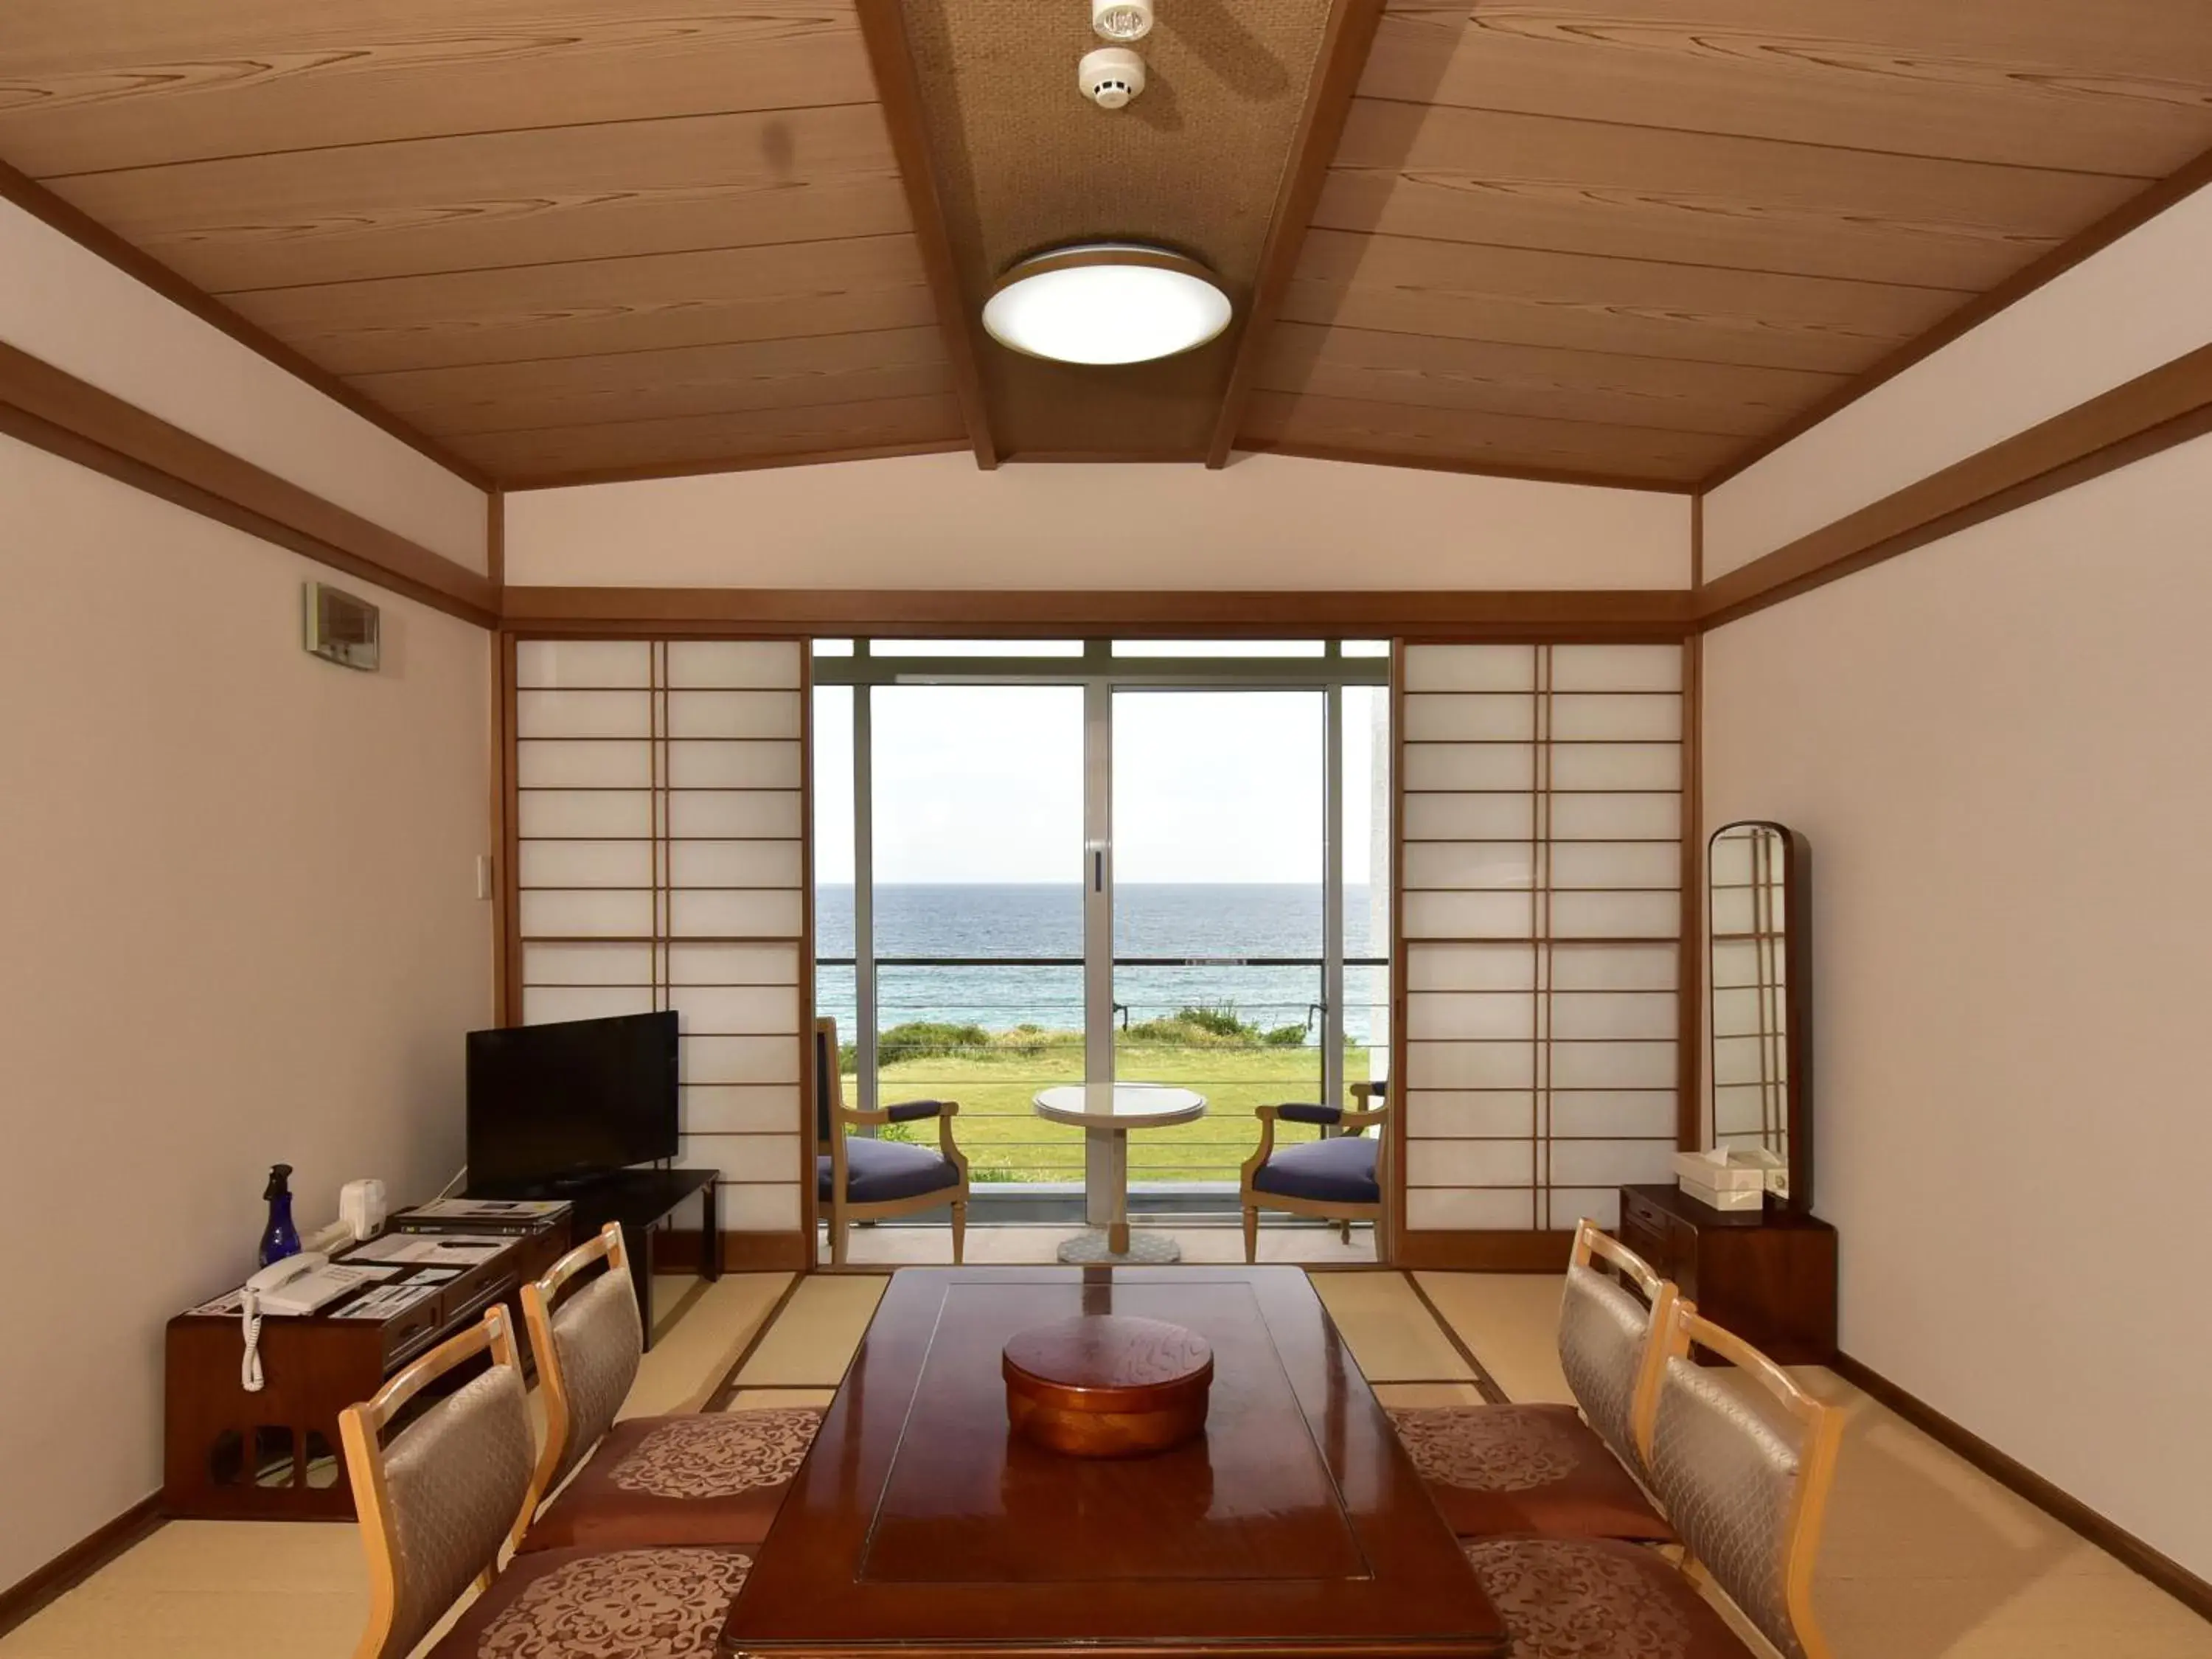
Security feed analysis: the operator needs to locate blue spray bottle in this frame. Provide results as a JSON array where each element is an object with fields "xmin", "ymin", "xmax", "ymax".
[{"xmin": 259, "ymin": 1164, "xmax": 302, "ymax": 1267}]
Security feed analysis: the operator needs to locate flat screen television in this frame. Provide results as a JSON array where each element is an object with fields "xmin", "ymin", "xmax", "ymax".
[{"xmin": 466, "ymin": 1010, "xmax": 679, "ymax": 1194}]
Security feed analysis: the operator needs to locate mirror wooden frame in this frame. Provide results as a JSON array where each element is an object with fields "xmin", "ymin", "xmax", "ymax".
[{"xmin": 1706, "ymin": 820, "xmax": 1814, "ymax": 1214}]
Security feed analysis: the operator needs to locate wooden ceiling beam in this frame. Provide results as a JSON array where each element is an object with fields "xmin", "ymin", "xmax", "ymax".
[
  {"xmin": 855, "ymin": 0, "xmax": 998, "ymax": 471},
  {"xmin": 1203, "ymin": 0, "xmax": 1388, "ymax": 470}
]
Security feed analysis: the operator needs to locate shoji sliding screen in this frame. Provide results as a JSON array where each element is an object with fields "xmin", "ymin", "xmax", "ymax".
[
  {"xmin": 1398, "ymin": 644, "xmax": 1683, "ymax": 1237},
  {"xmin": 512, "ymin": 639, "xmax": 809, "ymax": 1248}
]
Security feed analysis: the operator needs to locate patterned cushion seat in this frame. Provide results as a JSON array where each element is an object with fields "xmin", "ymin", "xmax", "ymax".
[
  {"xmin": 430, "ymin": 1545, "xmax": 752, "ymax": 1659},
  {"xmin": 1461, "ymin": 1537, "xmax": 1755, "ymax": 1659},
  {"xmin": 817, "ymin": 1137, "xmax": 962, "ymax": 1204},
  {"xmin": 519, "ymin": 1408, "xmax": 822, "ymax": 1554},
  {"xmin": 1249, "ymin": 1134, "xmax": 1379, "ymax": 1203},
  {"xmin": 1388, "ymin": 1403, "xmax": 1672, "ymax": 1542}
]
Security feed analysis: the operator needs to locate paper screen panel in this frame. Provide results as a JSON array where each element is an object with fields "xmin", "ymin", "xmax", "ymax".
[
  {"xmin": 516, "ymin": 689, "xmax": 652, "ymax": 739},
  {"xmin": 514, "ymin": 637, "xmax": 807, "ymax": 1238},
  {"xmin": 516, "ymin": 640, "xmax": 653, "ymax": 689},
  {"xmin": 1399, "ymin": 642, "xmax": 1684, "ymax": 1239}
]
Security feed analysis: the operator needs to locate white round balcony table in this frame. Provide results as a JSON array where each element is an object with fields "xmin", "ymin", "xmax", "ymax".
[{"xmin": 1032, "ymin": 1083, "xmax": 1207, "ymax": 1265}]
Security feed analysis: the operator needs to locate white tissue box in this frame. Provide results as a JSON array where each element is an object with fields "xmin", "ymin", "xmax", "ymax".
[
  {"xmin": 1677, "ymin": 1172, "xmax": 1764, "ymax": 1211},
  {"xmin": 1672, "ymin": 1150, "xmax": 1772, "ymax": 1192}
]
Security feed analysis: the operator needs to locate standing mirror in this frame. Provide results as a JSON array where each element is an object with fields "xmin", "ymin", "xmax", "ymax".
[{"xmin": 1707, "ymin": 822, "xmax": 1812, "ymax": 1212}]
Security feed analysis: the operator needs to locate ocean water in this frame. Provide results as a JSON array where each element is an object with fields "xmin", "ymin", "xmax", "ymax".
[{"xmin": 815, "ymin": 883, "xmax": 1386, "ymax": 1045}]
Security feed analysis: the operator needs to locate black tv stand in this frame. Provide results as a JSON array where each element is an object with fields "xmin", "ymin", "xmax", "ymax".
[{"xmin": 471, "ymin": 1168, "xmax": 719, "ymax": 1352}]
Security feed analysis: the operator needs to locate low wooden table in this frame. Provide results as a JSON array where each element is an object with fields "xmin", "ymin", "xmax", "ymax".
[{"xmin": 723, "ymin": 1266, "xmax": 1506, "ymax": 1659}]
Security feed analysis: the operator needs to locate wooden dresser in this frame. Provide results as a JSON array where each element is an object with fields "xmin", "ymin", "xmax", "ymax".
[{"xmin": 1617, "ymin": 1183, "xmax": 1837, "ymax": 1365}]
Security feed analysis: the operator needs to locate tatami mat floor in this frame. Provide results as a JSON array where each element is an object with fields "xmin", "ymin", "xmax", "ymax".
[{"xmin": 4, "ymin": 1252, "xmax": 2206, "ymax": 1659}]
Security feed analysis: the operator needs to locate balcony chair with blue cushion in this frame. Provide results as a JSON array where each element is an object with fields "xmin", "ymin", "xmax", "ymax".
[
  {"xmin": 815, "ymin": 1018, "xmax": 968, "ymax": 1268},
  {"xmin": 1239, "ymin": 1081, "xmax": 1389, "ymax": 1261}
]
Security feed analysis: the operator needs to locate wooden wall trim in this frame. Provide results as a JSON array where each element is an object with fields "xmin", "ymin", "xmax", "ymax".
[
  {"xmin": 655, "ymin": 1229, "xmax": 813, "ymax": 1274},
  {"xmin": 501, "ymin": 585, "xmax": 1694, "ymax": 638},
  {"xmin": 1676, "ymin": 633, "xmax": 1703, "ymax": 1152},
  {"xmin": 502, "ymin": 439, "xmax": 971, "ymax": 493},
  {"xmin": 0, "ymin": 160, "xmax": 491, "ymax": 492},
  {"xmin": 1829, "ymin": 1351, "xmax": 2212, "ymax": 1624},
  {"xmin": 0, "ymin": 1493, "xmax": 161, "ymax": 1641},
  {"xmin": 1697, "ymin": 341, "xmax": 2212, "ymax": 630},
  {"xmin": 1205, "ymin": 0, "xmax": 1388, "ymax": 470},
  {"xmin": 1233, "ymin": 438, "xmax": 1694, "ymax": 495},
  {"xmin": 486, "ymin": 492, "xmax": 507, "ymax": 589},
  {"xmin": 853, "ymin": 0, "xmax": 998, "ymax": 471},
  {"xmin": 0, "ymin": 341, "xmax": 498, "ymax": 627},
  {"xmin": 493, "ymin": 633, "xmax": 521, "ymax": 1024},
  {"xmin": 3, "ymin": 341, "xmax": 498, "ymax": 628},
  {"xmin": 1392, "ymin": 1230, "xmax": 1576, "ymax": 1273},
  {"xmin": 1700, "ymin": 141, "xmax": 2212, "ymax": 494}
]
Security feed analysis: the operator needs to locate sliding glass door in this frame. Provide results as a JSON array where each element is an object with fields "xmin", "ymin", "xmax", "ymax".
[
  {"xmin": 813, "ymin": 640, "xmax": 1389, "ymax": 1204},
  {"xmin": 1111, "ymin": 689, "xmax": 1326, "ymax": 1184}
]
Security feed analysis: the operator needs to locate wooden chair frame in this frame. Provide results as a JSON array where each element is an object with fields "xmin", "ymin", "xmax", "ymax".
[
  {"xmin": 1635, "ymin": 1294, "xmax": 1843, "ymax": 1659},
  {"xmin": 508, "ymin": 1220, "xmax": 631, "ymax": 1554},
  {"xmin": 816, "ymin": 1017, "xmax": 970, "ymax": 1268},
  {"xmin": 338, "ymin": 1307, "xmax": 525, "ymax": 1659},
  {"xmin": 1239, "ymin": 1085, "xmax": 1391, "ymax": 1262},
  {"xmin": 1572, "ymin": 1215, "xmax": 1680, "ymax": 1461}
]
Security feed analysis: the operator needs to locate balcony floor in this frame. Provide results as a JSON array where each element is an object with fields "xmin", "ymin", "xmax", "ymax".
[{"xmin": 819, "ymin": 1220, "xmax": 1380, "ymax": 1268}]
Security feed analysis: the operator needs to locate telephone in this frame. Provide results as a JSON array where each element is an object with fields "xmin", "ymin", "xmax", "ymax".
[{"xmin": 237, "ymin": 1253, "xmax": 379, "ymax": 1391}]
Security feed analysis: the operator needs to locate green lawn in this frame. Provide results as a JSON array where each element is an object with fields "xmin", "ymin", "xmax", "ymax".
[{"xmin": 864, "ymin": 1034, "xmax": 1374, "ymax": 1184}]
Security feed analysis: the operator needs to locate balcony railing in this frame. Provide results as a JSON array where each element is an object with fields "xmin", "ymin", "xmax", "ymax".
[{"xmin": 816, "ymin": 957, "xmax": 1388, "ymax": 1188}]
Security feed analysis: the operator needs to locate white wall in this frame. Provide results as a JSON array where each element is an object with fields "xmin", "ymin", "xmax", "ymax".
[
  {"xmin": 505, "ymin": 451, "xmax": 1692, "ymax": 590},
  {"xmin": 1703, "ymin": 431, "xmax": 2212, "ymax": 1578},
  {"xmin": 1703, "ymin": 181, "xmax": 2212, "ymax": 578},
  {"xmin": 0, "ymin": 197, "xmax": 488, "ymax": 573},
  {"xmin": 0, "ymin": 434, "xmax": 494, "ymax": 1592}
]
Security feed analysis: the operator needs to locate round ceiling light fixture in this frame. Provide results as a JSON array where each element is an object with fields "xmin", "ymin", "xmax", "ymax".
[{"xmin": 981, "ymin": 244, "xmax": 1233, "ymax": 366}]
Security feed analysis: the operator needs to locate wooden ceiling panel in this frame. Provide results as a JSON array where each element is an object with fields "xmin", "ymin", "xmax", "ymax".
[
  {"xmin": 4, "ymin": 1, "xmax": 2209, "ymax": 487},
  {"xmin": 354, "ymin": 329, "xmax": 956, "ymax": 437},
  {"xmin": 1241, "ymin": 388, "xmax": 1737, "ymax": 481},
  {"xmin": 0, "ymin": 1, "xmax": 878, "ymax": 174},
  {"xmin": 451, "ymin": 393, "xmax": 969, "ymax": 484},
  {"xmin": 1237, "ymin": 1, "xmax": 2212, "ymax": 481},
  {"xmin": 1254, "ymin": 322, "xmax": 1844, "ymax": 437},
  {"xmin": 220, "ymin": 237, "xmax": 940, "ymax": 375},
  {"xmin": 1282, "ymin": 231, "xmax": 1966, "ymax": 372},
  {"xmin": 1364, "ymin": 4, "xmax": 2212, "ymax": 175},
  {"xmin": 1319, "ymin": 100, "xmax": 2145, "ymax": 291},
  {"xmin": 49, "ymin": 107, "xmax": 910, "ymax": 292}
]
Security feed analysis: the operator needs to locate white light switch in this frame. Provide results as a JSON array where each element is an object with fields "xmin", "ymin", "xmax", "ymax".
[{"xmin": 475, "ymin": 855, "xmax": 494, "ymax": 901}]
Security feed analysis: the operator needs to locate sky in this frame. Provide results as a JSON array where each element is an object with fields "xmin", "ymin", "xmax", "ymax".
[{"xmin": 813, "ymin": 685, "xmax": 1386, "ymax": 885}]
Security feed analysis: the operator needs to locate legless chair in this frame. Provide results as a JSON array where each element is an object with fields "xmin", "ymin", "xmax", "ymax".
[
  {"xmin": 338, "ymin": 1307, "xmax": 751, "ymax": 1659},
  {"xmin": 1239, "ymin": 1082, "xmax": 1390, "ymax": 1262},
  {"xmin": 1387, "ymin": 1219, "xmax": 1677, "ymax": 1541},
  {"xmin": 815, "ymin": 1018, "xmax": 969, "ymax": 1267},
  {"xmin": 1460, "ymin": 1295, "xmax": 1843, "ymax": 1659},
  {"xmin": 510, "ymin": 1222, "xmax": 821, "ymax": 1556}
]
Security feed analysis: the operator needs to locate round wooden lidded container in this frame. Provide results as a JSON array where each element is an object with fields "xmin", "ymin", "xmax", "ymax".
[{"xmin": 1003, "ymin": 1315, "xmax": 1214, "ymax": 1458}]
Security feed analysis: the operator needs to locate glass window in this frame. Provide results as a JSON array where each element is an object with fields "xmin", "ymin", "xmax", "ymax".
[
  {"xmin": 868, "ymin": 639, "xmax": 1085, "ymax": 657},
  {"xmin": 1111, "ymin": 639, "xmax": 1327, "ymax": 658}
]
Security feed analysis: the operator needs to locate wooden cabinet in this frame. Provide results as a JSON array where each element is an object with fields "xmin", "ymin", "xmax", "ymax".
[
  {"xmin": 163, "ymin": 1225, "xmax": 567, "ymax": 1520},
  {"xmin": 1617, "ymin": 1183, "xmax": 1837, "ymax": 1365}
]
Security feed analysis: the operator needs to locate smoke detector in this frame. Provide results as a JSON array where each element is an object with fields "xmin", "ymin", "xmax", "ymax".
[
  {"xmin": 1079, "ymin": 46, "xmax": 1145, "ymax": 109},
  {"xmin": 1092, "ymin": 0, "xmax": 1153, "ymax": 40}
]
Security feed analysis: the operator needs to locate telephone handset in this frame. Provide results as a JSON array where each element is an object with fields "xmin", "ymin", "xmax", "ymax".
[{"xmin": 238, "ymin": 1252, "xmax": 376, "ymax": 1391}]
